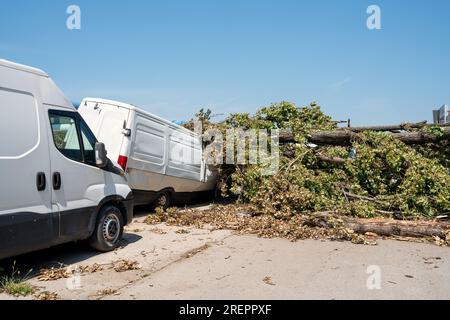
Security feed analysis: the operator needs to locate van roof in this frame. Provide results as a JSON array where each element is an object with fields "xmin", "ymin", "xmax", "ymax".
[
  {"xmin": 82, "ymin": 97, "xmax": 196, "ymax": 135},
  {"xmin": 0, "ymin": 59, "xmax": 49, "ymax": 77},
  {"xmin": 83, "ymin": 97, "xmax": 140, "ymax": 111}
]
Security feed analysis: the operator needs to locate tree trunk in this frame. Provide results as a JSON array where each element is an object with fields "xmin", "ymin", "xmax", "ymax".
[
  {"xmin": 306, "ymin": 212, "xmax": 450, "ymax": 239},
  {"xmin": 346, "ymin": 219, "xmax": 450, "ymax": 238},
  {"xmin": 279, "ymin": 127, "xmax": 450, "ymax": 146},
  {"xmin": 347, "ymin": 121, "xmax": 427, "ymax": 132}
]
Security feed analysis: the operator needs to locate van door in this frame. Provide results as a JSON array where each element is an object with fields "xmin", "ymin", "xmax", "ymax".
[
  {"xmin": 79, "ymin": 101, "xmax": 130, "ymax": 164},
  {"xmin": 166, "ymin": 126, "xmax": 203, "ymax": 182},
  {"xmin": 47, "ymin": 109, "xmax": 109, "ymax": 242},
  {"xmin": 0, "ymin": 88, "xmax": 54, "ymax": 259}
]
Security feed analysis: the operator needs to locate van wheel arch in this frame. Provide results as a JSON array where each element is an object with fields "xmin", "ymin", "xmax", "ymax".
[
  {"xmin": 89, "ymin": 196, "xmax": 130, "ymax": 236},
  {"xmin": 89, "ymin": 205, "xmax": 124, "ymax": 252},
  {"xmin": 151, "ymin": 188, "xmax": 174, "ymax": 211},
  {"xmin": 160, "ymin": 188, "xmax": 175, "ymax": 197}
]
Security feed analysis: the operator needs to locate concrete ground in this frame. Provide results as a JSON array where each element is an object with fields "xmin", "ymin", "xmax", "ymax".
[{"xmin": 1, "ymin": 207, "xmax": 450, "ymax": 300}]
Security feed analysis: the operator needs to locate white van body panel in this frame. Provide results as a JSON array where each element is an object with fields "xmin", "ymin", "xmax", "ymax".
[
  {"xmin": 0, "ymin": 60, "xmax": 133, "ymax": 260},
  {"xmin": 79, "ymin": 98, "xmax": 217, "ymax": 203},
  {"xmin": 0, "ymin": 84, "xmax": 52, "ymax": 218}
]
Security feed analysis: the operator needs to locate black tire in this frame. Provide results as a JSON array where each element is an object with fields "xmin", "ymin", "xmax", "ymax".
[
  {"xmin": 89, "ymin": 205, "xmax": 124, "ymax": 252},
  {"xmin": 151, "ymin": 191, "xmax": 171, "ymax": 211},
  {"xmin": 214, "ymin": 181, "xmax": 222, "ymax": 200}
]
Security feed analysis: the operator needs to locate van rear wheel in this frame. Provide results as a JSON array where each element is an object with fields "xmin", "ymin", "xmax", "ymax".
[
  {"xmin": 152, "ymin": 191, "xmax": 171, "ymax": 211},
  {"xmin": 89, "ymin": 205, "xmax": 124, "ymax": 252}
]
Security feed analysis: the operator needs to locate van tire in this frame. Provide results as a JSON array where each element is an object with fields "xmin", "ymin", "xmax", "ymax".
[
  {"xmin": 151, "ymin": 191, "xmax": 171, "ymax": 211},
  {"xmin": 89, "ymin": 205, "xmax": 124, "ymax": 252}
]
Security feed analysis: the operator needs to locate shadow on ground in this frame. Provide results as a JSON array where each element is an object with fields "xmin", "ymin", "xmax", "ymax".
[{"xmin": 0, "ymin": 233, "xmax": 142, "ymax": 277}]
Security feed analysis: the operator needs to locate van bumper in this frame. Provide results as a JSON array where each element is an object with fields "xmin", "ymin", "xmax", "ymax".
[{"xmin": 123, "ymin": 193, "xmax": 134, "ymax": 225}]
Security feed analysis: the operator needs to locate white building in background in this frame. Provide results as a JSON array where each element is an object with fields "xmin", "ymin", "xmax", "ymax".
[{"xmin": 433, "ymin": 105, "xmax": 449, "ymax": 124}]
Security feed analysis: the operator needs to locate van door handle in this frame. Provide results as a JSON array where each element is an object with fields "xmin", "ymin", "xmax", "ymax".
[
  {"xmin": 53, "ymin": 172, "xmax": 62, "ymax": 190},
  {"xmin": 36, "ymin": 172, "xmax": 46, "ymax": 191}
]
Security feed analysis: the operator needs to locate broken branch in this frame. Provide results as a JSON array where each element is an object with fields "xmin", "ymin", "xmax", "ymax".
[{"xmin": 316, "ymin": 153, "xmax": 346, "ymax": 165}]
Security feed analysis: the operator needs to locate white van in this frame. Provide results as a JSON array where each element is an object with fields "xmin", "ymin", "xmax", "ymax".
[
  {"xmin": 79, "ymin": 98, "xmax": 217, "ymax": 209},
  {"xmin": 0, "ymin": 60, "xmax": 133, "ymax": 260}
]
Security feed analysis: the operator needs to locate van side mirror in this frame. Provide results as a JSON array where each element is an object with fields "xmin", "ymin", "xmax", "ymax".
[{"xmin": 95, "ymin": 142, "xmax": 108, "ymax": 168}]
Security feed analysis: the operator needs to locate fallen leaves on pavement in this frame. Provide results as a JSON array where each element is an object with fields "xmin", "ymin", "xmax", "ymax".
[
  {"xmin": 149, "ymin": 228, "xmax": 168, "ymax": 235},
  {"xmin": 79, "ymin": 263, "xmax": 104, "ymax": 274},
  {"xmin": 263, "ymin": 276, "xmax": 276, "ymax": 286},
  {"xmin": 34, "ymin": 291, "xmax": 59, "ymax": 300},
  {"xmin": 96, "ymin": 289, "xmax": 119, "ymax": 297},
  {"xmin": 176, "ymin": 229, "xmax": 191, "ymax": 234},
  {"xmin": 38, "ymin": 263, "xmax": 104, "ymax": 281},
  {"xmin": 112, "ymin": 260, "xmax": 142, "ymax": 272},
  {"xmin": 38, "ymin": 268, "xmax": 72, "ymax": 281}
]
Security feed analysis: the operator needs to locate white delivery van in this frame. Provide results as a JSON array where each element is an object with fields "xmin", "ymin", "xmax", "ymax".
[
  {"xmin": 0, "ymin": 60, "xmax": 133, "ymax": 260},
  {"xmin": 79, "ymin": 98, "xmax": 217, "ymax": 209}
]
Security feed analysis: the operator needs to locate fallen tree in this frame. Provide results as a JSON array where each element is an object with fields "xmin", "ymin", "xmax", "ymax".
[
  {"xmin": 279, "ymin": 127, "xmax": 450, "ymax": 145},
  {"xmin": 185, "ymin": 101, "xmax": 450, "ymax": 236}
]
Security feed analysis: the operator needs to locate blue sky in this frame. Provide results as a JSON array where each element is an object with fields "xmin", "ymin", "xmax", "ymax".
[{"xmin": 1, "ymin": 0, "xmax": 449, "ymax": 125}]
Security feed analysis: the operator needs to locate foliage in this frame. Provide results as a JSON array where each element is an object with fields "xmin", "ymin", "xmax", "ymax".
[
  {"xmin": 195, "ymin": 108, "xmax": 212, "ymax": 126},
  {"xmin": 424, "ymin": 125, "xmax": 445, "ymax": 137}
]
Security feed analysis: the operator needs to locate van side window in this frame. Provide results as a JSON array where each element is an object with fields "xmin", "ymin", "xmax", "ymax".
[
  {"xmin": 80, "ymin": 121, "xmax": 96, "ymax": 165},
  {"xmin": 49, "ymin": 113, "xmax": 82, "ymax": 162}
]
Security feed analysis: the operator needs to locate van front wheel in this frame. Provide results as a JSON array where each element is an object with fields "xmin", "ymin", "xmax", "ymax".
[{"xmin": 89, "ymin": 205, "xmax": 124, "ymax": 252}]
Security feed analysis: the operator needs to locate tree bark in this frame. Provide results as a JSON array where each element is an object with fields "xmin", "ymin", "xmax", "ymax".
[
  {"xmin": 316, "ymin": 153, "xmax": 346, "ymax": 165},
  {"xmin": 306, "ymin": 212, "xmax": 450, "ymax": 239},
  {"xmin": 347, "ymin": 121, "xmax": 427, "ymax": 132},
  {"xmin": 279, "ymin": 127, "xmax": 450, "ymax": 146}
]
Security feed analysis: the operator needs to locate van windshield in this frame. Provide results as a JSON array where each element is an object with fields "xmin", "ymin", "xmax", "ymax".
[{"xmin": 79, "ymin": 119, "xmax": 97, "ymax": 165}]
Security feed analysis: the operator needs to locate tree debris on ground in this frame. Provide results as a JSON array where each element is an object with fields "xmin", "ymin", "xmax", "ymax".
[
  {"xmin": 145, "ymin": 206, "xmax": 375, "ymax": 245},
  {"xmin": 145, "ymin": 206, "xmax": 450, "ymax": 246}
]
